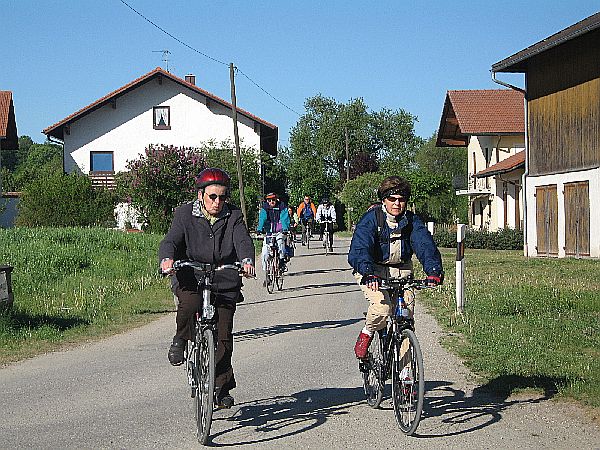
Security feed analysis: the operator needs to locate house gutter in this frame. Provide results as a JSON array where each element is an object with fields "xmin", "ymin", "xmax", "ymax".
[
  {"xmin": 47, "ymin": 135, "xmax": 66, "ymax": 174},
  {"xmin": 491, "ymin": 71, "xmax": 529, "ymax": 256}
]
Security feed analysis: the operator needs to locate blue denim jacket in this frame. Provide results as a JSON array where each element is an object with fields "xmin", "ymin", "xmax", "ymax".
[{"xmin": 348, "ymin": 207, "xmax": 443, "ymax": 277}]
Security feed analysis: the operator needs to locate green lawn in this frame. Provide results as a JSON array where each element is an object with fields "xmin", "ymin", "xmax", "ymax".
[
  {"xmin": 0, "ymin": 227, "xmax": 172, "ymax": 364},
  {"xmin": 417, "ymin": 248, "xmax": 600, "ymax": 409}
]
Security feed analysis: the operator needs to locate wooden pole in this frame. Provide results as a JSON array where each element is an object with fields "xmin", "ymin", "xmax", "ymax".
[
  {"xmin": 456, "ymin": 224, "xmax": 466, "ymax": 314},
  {"xmin": 345, "ymin": 127, "xmax": 350, "ymax": 182},
  {"xmin": 229, "ymin": 63, "xmax": 247, "ymax": 225}
]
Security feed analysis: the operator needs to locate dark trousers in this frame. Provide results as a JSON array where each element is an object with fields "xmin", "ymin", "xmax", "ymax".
[
  {"xmin": 319, "ymin": 222, "xmax": 334, "ymax": 248},
  {"xmin": 175, "ymin": 286, "xmax": 237, "ymax": 393}
]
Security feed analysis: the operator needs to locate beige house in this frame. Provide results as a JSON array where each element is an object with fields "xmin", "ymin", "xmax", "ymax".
[{"xmin": 436, "ymin": 89, "xmax": 525, "ymax": 230}]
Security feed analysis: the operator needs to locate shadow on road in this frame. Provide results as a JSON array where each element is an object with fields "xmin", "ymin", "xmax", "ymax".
[
  {"xmin": 282, "ymin": 282, "xmax": 357, "ymax": 292},
  {"xmin": 240, "ymin": 288, "xmax": 359, "ymax": 307},
  {"xmin": 209, "ymin": 387, "xmax": 365, "ymax": 446},
  {"xmin": 414, "ymin": 375, "xmax": 566, "ymax": 438},
  {"xmin": 234, "ymin": 318, "xmax": 362, "ymax": 341},
  {"xmin": 286, "ymin": 267, "xmax": 351, "ymax": 277}
]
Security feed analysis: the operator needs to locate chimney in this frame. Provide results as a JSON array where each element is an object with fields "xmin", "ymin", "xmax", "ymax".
[{"xmin": 185, "ymin": 74, "xmax": 196, "ymax": 85}]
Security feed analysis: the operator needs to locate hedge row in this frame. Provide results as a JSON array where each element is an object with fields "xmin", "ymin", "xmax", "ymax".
[{"xmin": 433, "ymin": 227, "xmax": 523, "ymax": 250}]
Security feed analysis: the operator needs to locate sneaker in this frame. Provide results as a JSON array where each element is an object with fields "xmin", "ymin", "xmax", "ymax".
[
  {"xmin": 354, "ymin": 331, "xmax": 373, "ymax": 359},
  {"xmin": 280, "ymin": 260, "xmax": 287, "ymax": 273},
  {"xmin": 168, "ymin": 338, "xmax": 186, "ymax": 366},
  {"xmin": 329, "ymin": 247, "xmax": 333, "ymax": 252}
]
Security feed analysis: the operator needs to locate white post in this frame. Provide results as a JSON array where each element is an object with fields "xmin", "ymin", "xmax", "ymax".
[
  {"xmin": 427, "ymin": 221, "xmax": 434, "ymax": 235},
  {"xmin": 456, "ymin": 224, "xmax": 466, "ymax": 314}
]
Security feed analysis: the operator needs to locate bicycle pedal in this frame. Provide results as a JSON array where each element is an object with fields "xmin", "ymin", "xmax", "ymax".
[{"xmin": 359, "ymin": 360, "xmax": 371, "ymax": 373}]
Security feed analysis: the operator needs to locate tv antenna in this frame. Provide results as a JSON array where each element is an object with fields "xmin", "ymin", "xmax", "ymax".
[{"xmin": 153, "ymin": 49, "xmax": 171, "ymax": 72}]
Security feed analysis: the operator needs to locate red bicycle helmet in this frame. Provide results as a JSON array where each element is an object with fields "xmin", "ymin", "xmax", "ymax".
[{"xmin": 196, "ymin": 168, "xmax": 231, "ymax": 189}]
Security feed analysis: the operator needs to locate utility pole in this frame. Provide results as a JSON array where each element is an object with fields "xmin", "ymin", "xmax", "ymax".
[
  {"xmin": 229, "ymin": 63, "xmax": 247, "ymax": 225},
  {"xmin": 345, "ymin": 127, "xmax": 350, "ymax": 182}
]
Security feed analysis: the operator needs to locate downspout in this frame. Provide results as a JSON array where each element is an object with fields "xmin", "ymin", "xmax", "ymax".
[
  {"xmin": 491, "ymin": 71, "xmax": 529, "ymax": 257},
  {"xmin": 47, "ymin": 135, "xmax": 65, "ymax": 174}
]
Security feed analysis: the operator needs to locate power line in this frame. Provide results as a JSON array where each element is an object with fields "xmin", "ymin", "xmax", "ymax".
[
  {"xmin": 119, "ymin": 0, "xmax": 301, "ymax": 117},
  {"xmin": 119, "ymin": 0, "xmax": 227, "ymax": 66}
]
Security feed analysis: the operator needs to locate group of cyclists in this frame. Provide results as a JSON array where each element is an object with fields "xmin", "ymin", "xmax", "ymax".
[{"xmin": 159, "ymin": 168, "xmax": 443, "ymax": 411}]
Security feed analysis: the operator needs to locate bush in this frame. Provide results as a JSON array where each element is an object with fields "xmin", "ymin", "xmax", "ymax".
[
  {"xmin": 16, "ymin": 173, "xmax": 116, "ymax": 227},
  {"xmin": 433, "ymin": 227, "xmax": 523, "ymax": 250}
]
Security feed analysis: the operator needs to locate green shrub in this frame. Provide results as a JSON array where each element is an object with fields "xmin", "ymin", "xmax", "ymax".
[
  {"xmin": 433, "ymin": 227, "xmax": 523, "ymax": 250},
  {"xmin": 16, "ymin": 173, "xmax": 116, "ymax": 227}
]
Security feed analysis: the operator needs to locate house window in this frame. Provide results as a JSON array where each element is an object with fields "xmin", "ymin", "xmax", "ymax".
[
  {"xmin": 153, "ymin": 106, "xmax": 171, "ymax": 130},
  {"xmin": 90, "ymin": 151, "xmax": 114, "ymax": 173}
]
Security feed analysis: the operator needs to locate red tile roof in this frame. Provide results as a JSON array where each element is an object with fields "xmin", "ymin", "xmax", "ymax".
[
  {"xmin": 0, "ymin": 91, "xmax": 18, "ymax": 149},
  {"xmin": 475, "ymin": 150, "xmax": 525, "ymax": 178},
  {"xmin": 0, "ymin": 91, "xmax": 13, "ymax": 138},
  {"xmin": 436, "ymin": 89, "xmax": 524, "ymax": 147},
  {"xmin": 43, "ymin": 67, "xmax": 277, "ymax": 139}
]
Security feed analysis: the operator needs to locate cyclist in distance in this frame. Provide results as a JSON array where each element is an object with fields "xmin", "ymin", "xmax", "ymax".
[
  {"xmin": 159, "ymin": 168, "xmax": 255, "ymax": 408},
  {"xmin": 348, "ymin": 176, "xmax": 444, "ymax": 360},
  {"xmin": 297, "ymin": 195, "xmax": 317, "ymax": 245},
  {"xmin": 316, "ymin": 197, "xmax": 336, "ymax": 251},
  {"xmin": 257, "ymin": 192, "xmax": 290, "ymax": 272}
]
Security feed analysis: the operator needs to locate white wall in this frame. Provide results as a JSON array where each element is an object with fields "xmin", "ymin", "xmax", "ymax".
[
  {"xmin": 63, "ymin": 77, "xmax": 262, "ymax": 174},
  {"xmin": 525, "ymin": 167, "xmax": 600, "ymax": 258}
]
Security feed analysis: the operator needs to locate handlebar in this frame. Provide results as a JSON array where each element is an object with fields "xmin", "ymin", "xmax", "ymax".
[
  {"xmin": 378, "ymin": 277, "xmax": 432, "ymax": 291},
  {"xmin": 172, "ymin": 260, "xmax": 243, "ymax": 273}
]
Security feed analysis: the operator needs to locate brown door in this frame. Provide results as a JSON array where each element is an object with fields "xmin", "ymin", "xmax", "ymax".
[
  {"xmin": 536, "ymin": 185, "xmax": 558, "ymax": 256},
  {"xmin": 564, "ymin": 181, "xmax": 590, "ymax": 257}
]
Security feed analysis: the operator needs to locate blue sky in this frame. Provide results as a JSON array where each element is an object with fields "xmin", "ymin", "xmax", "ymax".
[{"xmin": 4, "ymin": 1, "xmax": 599, "ymax": 145}]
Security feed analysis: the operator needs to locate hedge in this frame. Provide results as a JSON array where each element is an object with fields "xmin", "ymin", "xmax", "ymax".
[{"xmin": 433, "ymin": 227, "xmax": 523, "ymax": 250}]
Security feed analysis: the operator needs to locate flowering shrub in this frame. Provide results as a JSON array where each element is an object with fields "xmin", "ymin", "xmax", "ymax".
[{"xmin": 116, "ymin": 145, "xmax": 206, "ymax": 233}]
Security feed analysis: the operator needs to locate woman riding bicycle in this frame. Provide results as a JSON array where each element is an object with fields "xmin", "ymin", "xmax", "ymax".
[
  {"xmin": 316, "ymin": 197, "xmax": 336, "ymax": 251},
  {"xmin": 257, "ymin": 192, "xmax": 290, "ymax": 272},
  {"xmin": 296, "ymin": 195, "xmax": 317, "ymax": 246},
  {"xmin": 348, "ymin": 176, "xmax": 444, "ymax": 359},
  {"xmin": 159, "ymin": 168, "xmax": 255, "ymax": 408}
]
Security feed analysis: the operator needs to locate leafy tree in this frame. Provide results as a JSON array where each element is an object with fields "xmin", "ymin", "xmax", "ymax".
[
  {"xmin": 340, "ymin": 172, "xmax": 385, "ymax": 225},
  {"xmin": 116, "ymin": 144, "xmax": 206, "ymax": 233},
  {"xmin": 16, "ymin": 172, "xmax": 116, "ymax": 227},
  {"xmin": 2, "ymin": 140, "xmax": 62, "ymax": 191}
]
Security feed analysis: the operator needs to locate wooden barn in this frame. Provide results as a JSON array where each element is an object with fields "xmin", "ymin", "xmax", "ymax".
[{"xmin": 492, "ymin": 12, "xmax": 600, "ymax": 258}]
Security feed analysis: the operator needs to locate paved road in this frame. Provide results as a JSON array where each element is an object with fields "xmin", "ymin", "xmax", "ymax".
[{"xmin": 1, "ymin": 238, "xmax": 599, "ymax": 449}]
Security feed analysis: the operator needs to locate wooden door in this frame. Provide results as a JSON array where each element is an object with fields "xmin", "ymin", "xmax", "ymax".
[
  {"xmin": 536, "ymin": 185, "xmax": 558, "ymax": 256},
  {"xmin": 564, "ymin": 181, "xmax": 590, "ymax": 257}
]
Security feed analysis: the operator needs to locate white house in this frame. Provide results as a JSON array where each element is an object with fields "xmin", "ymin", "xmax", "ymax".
[
  {"xmin": 43, "ymin": 67, "xmax": 278, "ymax": 188},
  {"xmin": 492, "ymin": 12, "xmax": 600, "ymax": 258},
  {"xmin": 436, "ymin": 89, "xmax": 525, "ymax": 231}
]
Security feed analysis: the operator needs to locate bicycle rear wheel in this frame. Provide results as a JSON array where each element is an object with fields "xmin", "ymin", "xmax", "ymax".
[
  {"xmin": 362, "ymin": 329, "xmax": 384, "ymax": 408},
  {"xmin": 266, "ymin": 258, "xmax": 275, "ymax": 294},
  {"xmin": 392, "ymin": 329, "xmax": 424, "ymax": 435},
  {"xmin": 195, "ymin": 327, "xmax": 215, "ymax": 444}
]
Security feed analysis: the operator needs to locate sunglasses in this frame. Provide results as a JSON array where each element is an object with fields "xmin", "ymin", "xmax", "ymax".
[
  {"xmin": 206, "ymin": 193, "xmax": 227, "ymax": 201},
  {"xmin": 386, "ymin": 195, "xmax": 407, "ymax": 204}
]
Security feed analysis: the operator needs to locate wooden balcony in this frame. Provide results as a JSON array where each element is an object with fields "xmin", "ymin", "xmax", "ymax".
[{"xmin": 89, "ymin": 172, "xmax": 116, "ymax": 190}]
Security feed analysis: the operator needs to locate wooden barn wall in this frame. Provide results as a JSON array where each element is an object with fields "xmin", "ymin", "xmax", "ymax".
[{"xmin": 527, "ymin": 29, "xmax": 600, "ymax": 176}]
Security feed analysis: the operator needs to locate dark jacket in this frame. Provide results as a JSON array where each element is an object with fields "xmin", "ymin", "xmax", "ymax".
[
  {"xmin": 159, "ymin": 200, "xmax": 255, "ymax": 297},
  {"xmin": 348, "ymin": 206, "xmax": 443, "ymax": 278}
]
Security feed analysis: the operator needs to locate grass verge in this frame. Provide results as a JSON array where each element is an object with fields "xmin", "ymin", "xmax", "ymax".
[
  {"xmin": 417, "ymin": 248, "xmax": 600, "ymax": 410},
  {"xmin": 0, "ymin": 227, "xmax": 173, "ymax": 365}
]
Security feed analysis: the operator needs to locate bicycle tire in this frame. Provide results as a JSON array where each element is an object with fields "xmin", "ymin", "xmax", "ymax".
[
  {"xmin": 362, "ymin": 329, "xmax": 384, "ymax": 408},
  {"xmin": 276, "ymin": 270, "xmax": 284, "ymax": 290},
  {"xmin": 323, "ymin": 232, "xmax": 329, "ymax": 255},
  {"xmin": 392, "ymin": 329, "xmax": 424, "ymax": 435},
  {"xmin": 266, "ymin": 258, "xmax": 275, "ymax": 294},
  {"xmin": 195, "ymin": 327, "xmax": 215, "ymax": 444}
]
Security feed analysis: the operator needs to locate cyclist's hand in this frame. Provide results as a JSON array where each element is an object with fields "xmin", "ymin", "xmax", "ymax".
[
  {"xmin": 361, "ymin": 274, "xmax": 380, "ymax": 291},
  {"xmin": 242, "ymin": 263, "xmax": 256, "ymax": 278},
  {"xmin": 160, "ymin": 258, "xmax": 174, "ymax": 275},
  {"xmin": 425, "ymin": 274, "xmax": 443, "ymax": 287}
]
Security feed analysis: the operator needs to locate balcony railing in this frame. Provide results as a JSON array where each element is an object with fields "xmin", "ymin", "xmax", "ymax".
[
  {"xmin": 455, "ymin": 175, "xmax": 492, "ymax": 196},
  {"xmin": 89, "ymin": 172, "xmax": 116, "ymax": 190}
]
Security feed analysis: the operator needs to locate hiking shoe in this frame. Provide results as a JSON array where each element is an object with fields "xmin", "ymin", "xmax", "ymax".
[
  {"xmin": 216, "ymin": 394, "xmax": 235, "ymax": 409},
  {"xmin": 168, "ymin": 338, "xmax": 185, "ymax": 366},
  {"xmin": 354, "ymin": 331, "xmax": 373, "ymax": 359}
]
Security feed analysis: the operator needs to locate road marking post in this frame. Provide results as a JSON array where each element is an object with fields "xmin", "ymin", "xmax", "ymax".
[
  {"xmin": 456, "ymin": 224, "xmax": 466, "ymax": 314},
  {"xmin": 427, "ymin": 221, "xmax": 434, "ymax": 235}
]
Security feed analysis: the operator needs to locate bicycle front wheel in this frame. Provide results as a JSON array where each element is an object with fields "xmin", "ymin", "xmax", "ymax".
[
  {"xmin": 194, "ymin": 327, "xmax": 215, "ymax": 444},
  {"xmin": 266, "ymin": 258, "xmax": 275, "ymax": 294},
  {"xmin": 392, "ymin": 329, "xmax": 424, "ymax": 435},
  {"xmin": 362, "ymin": 329, "xmax": 384, "ymax": 408}
]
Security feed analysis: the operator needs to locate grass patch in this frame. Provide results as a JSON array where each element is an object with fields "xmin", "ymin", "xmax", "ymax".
[
  {"xmin": 0, "ymin": 227, "xmax": 173, "ymax": 364},
  {"xmin": 417, "ymin": 248, "xmax": 600, "ymax": 409}
]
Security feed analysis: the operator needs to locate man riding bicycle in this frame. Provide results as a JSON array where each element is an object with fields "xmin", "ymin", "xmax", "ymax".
[
  {"xmin": 159, "ymin": 168, "xmax": 255, "ymax": 408},
  {"xmin": 348, "ymin": 176, "xmax": 444, "ymax": 359},
  {"xmin": 297, "ymin": 195, "xmax": 317, "ymax": 246},
  {"xmin": 316, "ymin": 197, "xmax": 336, "ymax": 251},
  {"xmin": 257, "ymin": 192, "xmax": 290, "ymax": 272}
]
